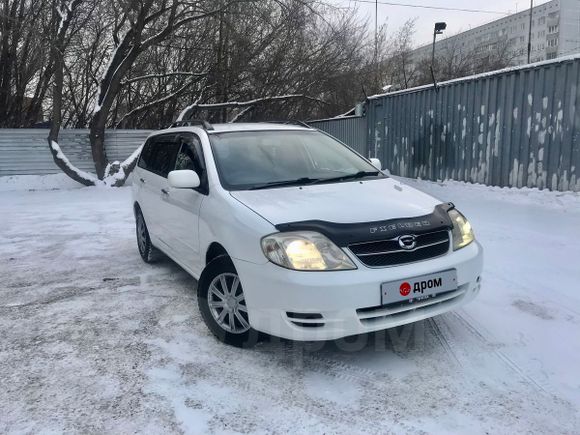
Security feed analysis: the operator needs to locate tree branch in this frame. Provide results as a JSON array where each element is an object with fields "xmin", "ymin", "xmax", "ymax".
[
  {"xmin": 121, "ymin": 71, "xmax": 207, "ymax": 86},
  {"xmin": 229, "ymin": 105, "xmax": 254, "ymax": 123},
  {"xmin": 116, "ymin": 79, "xmax": 197, "ymax": 127},
  {"xmin": 178, "ymin": 94, "xmax": 327, "ymax": 121}
]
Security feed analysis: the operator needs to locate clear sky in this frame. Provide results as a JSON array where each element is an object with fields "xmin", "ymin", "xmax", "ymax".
[{"xmin": 331, "ymin": 0, "xmax": 552, "ymax": 48}]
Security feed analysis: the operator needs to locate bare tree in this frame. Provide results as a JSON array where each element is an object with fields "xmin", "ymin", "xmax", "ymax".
[
  {"xmin": 389, "ymin": 19, "xmax": 417, "ymax": 90},
  {"xmin": 47, "ymin": 0, "xmax": 91, "ymax": 185},
  {"xmin": 0, "ymin": 0, "xmax": 56, "ymax": 127},
  {"xmin": 412, "ymin": 32, "xmax": 516, "ymax": 86},
  {"xmin": 48, "ymin": 0, "xmax": 252, "ymax": 186},
  {"xmin": 0, "ymin": 0, "xmax": 374, "ymax": 186}
]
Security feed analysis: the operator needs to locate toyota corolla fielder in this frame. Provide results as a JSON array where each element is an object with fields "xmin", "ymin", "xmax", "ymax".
[{"xmin": 132, "ymin": 121, "xmax": 483, "ymax": 347}]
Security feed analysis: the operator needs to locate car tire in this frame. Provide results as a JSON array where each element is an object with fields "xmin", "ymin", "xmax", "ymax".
[
  {"xmin": 198, "ymin": 256, "xmax": 259, "ymax": 348},
  {"xmin": 135, "ymin": 208, "xmax": 161, "ymax": 263}
]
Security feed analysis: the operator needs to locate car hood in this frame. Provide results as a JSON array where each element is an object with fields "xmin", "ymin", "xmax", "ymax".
[{"xmin": 229, "ymin": 177, "xmax": 442, "ymax": 225}]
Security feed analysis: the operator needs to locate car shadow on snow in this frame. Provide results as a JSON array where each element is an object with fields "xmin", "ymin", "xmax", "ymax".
[{"xmin": 251, "ymin": 318, "xmax": 453, "ymax": 375}]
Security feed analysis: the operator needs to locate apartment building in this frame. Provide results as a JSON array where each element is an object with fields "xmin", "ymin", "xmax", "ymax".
[{"xmin": 411, "ymin": 0, "xmax": 580, "ymax": 67}]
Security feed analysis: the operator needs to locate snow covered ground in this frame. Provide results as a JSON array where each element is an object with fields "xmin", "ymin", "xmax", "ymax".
[{"xmin": 1, "ymin": 175, "xmax": 579, "ymax": 434}]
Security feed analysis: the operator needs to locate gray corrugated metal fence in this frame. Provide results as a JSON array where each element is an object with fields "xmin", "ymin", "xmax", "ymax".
[
  {"xmin": 0, "ymin": 129, "xmax": 151, "ymax": 176},
  {"xmin": 367, "ymin": 57, "xmax": 580, "ymax": 192},
  {"xmin": 309, "ymin": 116, "xmax": 368, "ymax": 156}
]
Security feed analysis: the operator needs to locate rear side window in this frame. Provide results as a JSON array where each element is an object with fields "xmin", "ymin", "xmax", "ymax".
[
  {"xmin": 137, "ymin": 135, "xmax": 180, "ymax": 178},
  {"xmin": 137, "ymin": 139, "xmax": 155, "ymax": 171}
]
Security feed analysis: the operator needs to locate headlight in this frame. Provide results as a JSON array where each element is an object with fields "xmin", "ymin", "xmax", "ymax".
[
  {"xmin": 261, "ymin": 231, "xmax": 356, "ymax": 271},
  {"xmin": 448, "ymin": 208, "xmax": 475, "ymax": 250}
]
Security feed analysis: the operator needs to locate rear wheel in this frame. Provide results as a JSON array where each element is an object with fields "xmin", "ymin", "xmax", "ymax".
[
  {"xmin": 135, "ymin": 208, "xmax": 160, "ymax": 263},
  {"xmin": 198, "ymin": 256, "xmax": 259, "ymax": 347}
]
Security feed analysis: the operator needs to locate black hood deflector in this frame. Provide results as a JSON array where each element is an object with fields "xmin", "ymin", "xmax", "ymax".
[{"xmin": 274, "ymin": 203, "xmax": 455, "ymax": 247}]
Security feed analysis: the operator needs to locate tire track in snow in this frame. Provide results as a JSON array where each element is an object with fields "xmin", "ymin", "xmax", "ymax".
[
  {"xmin": 146, "ymin": 331, "xmax": 412, "ymax": 434},
  {"xmin": 282, "ymin": 346, "xmax": 423, "ymax": 434},
  {"xmin": 426, "ymin": 317, "xmax": 463, "ymax": 368},
  {"xmin": 449, "ymin": 311, "xmax": 550, "ymax": 395},
  {"xmin": 491, "ymin": 271, "xmax": 580, "ymax": 318}
]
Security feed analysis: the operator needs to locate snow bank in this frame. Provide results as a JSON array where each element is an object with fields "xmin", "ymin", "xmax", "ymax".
[
  {"xmin": 403, "ymin": 178, "xmax": 580, "ymax": 212},
  {"xmin": 0, "ymin": 174, "xmax": 84, "ymax": 192}
]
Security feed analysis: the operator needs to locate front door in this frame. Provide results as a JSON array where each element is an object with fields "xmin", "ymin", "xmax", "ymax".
[{"xmin": 163, "ymin": 133, "xmax": 208, "ymax": 275}]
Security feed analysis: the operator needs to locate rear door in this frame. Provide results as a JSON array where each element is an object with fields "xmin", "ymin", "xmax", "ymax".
[
  {"xmin": 163, "ymin": 133, "xmax": 209, "ymax": 275},
  {"xmin": 136, "ymin": 134, "xmax": 180, "ymax": 248},
  {"xmin": 135, "ymin": 138, "xmax": 159, "ymax": 236}
]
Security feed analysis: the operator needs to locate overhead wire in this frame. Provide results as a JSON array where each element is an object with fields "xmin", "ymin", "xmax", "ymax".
[{"xmin": 344, "ymin": 0, "xmax": 510, "ymax": 16}]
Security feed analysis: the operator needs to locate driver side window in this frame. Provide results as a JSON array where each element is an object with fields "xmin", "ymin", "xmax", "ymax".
[
  {"xmin": 174, "ymin": 134, "xmax": 208, "ymax": 194},
  {"xmin": 175, "ymin": 144, "xmax": 196, "ymax": 171}
]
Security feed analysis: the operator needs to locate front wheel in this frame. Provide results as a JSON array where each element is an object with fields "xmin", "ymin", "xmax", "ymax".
[{"xmin": 198, "ymin": 256, "xmax": 259, "ymax": 347}]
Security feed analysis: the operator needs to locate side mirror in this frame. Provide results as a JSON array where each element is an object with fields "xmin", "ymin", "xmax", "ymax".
[
  {"xmin": 168, "ymin": 170, "xmax": 200, "ymax": 189},
  {"xmin": 370, "ymin": 158, "xmax": 382, "ymax": 170}
]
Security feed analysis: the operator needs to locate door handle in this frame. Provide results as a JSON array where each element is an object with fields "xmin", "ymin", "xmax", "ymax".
[
  {"xmin": 139, "ymin": 178, "xmax": 145, "ymax": 184},
  {"xmin": 161, "ymin": 188, "xmax": 169, "ymax": 195}
]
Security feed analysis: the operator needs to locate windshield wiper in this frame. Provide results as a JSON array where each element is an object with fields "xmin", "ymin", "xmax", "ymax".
[
  {"xmin": 247, "ymin": 171, "xmax": 380, "ymax": 190},
  {"xmin": 311, "ymin": 170, "xmax": 380, "ymax": 184},
  {"xmin": 248, "ymin": 177, "xmax": 320, "ymax": 190}
]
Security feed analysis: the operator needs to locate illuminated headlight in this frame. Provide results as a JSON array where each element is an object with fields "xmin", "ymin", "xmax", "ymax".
[
  {"xmin": 448, "ymin": 208, "xmax": 475, "ymax": 250},
  {"xmin": 261, "ymin": 231, "xmax": 356, "ymax": 271}
]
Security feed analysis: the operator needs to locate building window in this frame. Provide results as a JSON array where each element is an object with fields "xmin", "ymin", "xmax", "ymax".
[
  {"xmin": 547, "ymin": 38, "xmax": 559, "ymax": 47},
  {"xmin": 548, "ymin": 25, "xmax": 559, "ymax": 33}
]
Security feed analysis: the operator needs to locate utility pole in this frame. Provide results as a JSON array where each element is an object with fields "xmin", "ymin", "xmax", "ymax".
[{"xmin": 527, "ymin": 0, "xmax": 534, "ymax": 63}]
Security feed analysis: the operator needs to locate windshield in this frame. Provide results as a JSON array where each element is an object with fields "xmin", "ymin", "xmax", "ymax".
[{"xmin": 209, "ymin": 130, "xmax": 383, "ymax": 190}]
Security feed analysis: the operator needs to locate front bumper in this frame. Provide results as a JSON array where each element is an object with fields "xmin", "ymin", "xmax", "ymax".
[{"xmin": 234, "ymin": 241, "xmax": 484, "ymax": 341}]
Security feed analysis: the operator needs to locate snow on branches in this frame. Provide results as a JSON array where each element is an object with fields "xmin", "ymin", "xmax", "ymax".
[
  {"xmin": 178, "ymin": 94, "xmax": 328, "ymax": 122},
  {"xmin": 49, "ymin": 140, "xmax": 143, "ymax": 187}
]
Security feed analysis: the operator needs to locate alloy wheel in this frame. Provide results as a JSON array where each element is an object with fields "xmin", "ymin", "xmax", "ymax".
[{"xmin": 207, "ymin": 272, "xmax": 250, "ymax": 334}]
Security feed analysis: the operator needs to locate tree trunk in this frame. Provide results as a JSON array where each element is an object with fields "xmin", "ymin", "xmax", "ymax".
[
  {"xmin": 46, "ymin": 0, "xmax": 95, "ymax": 186},
  {"xmin": 89, "ymin": 115, "xmax": 108, "ymax": 180}
]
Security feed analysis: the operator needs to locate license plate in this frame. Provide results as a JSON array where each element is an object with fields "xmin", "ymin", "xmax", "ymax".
[{"xmin": 381, "ymin": 269, "xmax": 457, "ymax": 305}]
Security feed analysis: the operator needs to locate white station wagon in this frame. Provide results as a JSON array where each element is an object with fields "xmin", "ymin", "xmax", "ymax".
[{"xmin": 132, "ymin": 121, "xmax": 483, "ymax": 347}]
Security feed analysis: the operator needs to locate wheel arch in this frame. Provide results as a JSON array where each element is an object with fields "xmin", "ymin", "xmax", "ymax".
[{"xmin": 206, "ymin": 242, "xmax": 229, "ymax": 265}]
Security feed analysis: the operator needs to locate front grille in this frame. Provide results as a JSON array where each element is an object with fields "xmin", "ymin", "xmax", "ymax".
[{"xmin": 349, "ymin": 230, "xmax": 450, "ymax": 267}]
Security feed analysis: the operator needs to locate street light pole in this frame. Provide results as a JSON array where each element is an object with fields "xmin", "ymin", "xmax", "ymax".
[
  {"xmin": 431, "ymin": 22, "xmax": 447, "ymax": 90},
  {"xmin": 375, "ymin": 0, "xmax": 379, "ymax": 90},
  {"xmin": 527, "ymin": 0, "xmax": 534, "ymax": 63}
]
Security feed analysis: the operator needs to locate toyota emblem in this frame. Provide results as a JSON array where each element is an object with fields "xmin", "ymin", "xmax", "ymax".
[{"xmin": 398, "ymin": 234, "xmax": 417, "ymax": 250}]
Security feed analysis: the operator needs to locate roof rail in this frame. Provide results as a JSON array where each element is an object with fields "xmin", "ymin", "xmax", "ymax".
[
  {"xmin": 169, "ymin": 119, "xmax": 214, "ymax": 130},
  {"xmin": 264, "ymin": 120, "xmax": 310, "ymax": 128}
]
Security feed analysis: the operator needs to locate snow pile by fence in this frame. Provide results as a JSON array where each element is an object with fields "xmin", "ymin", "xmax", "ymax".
[{"xmin": 0, "ymin": 174, "xmax": 84, "ymax": 192}]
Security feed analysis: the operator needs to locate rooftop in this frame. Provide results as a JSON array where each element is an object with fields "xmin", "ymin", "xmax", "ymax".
[{"xmin": 161, "ymin": 122, "xmax": 312, "ymax": 134}]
